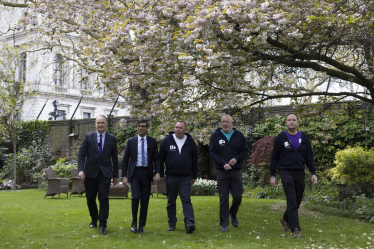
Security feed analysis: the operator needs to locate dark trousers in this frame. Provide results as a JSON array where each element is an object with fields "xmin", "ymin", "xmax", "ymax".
[
  {"xmin": 166, "ymin": 176, "xmax": 194, "ymax": 227},
  {"xmin": 130, "ymin": 167, "xmax": 151, "ymax": 227},
  {"xmin": 280, "ymin": 170, "xmax": 305, "ymax": 231},
  {"xmin": 217, "ymin": 169, "xmax": 243, "ymax": 226},
  {"xmin": 84, "ymin": 171, "xmax": 111, "ymax": 228}
]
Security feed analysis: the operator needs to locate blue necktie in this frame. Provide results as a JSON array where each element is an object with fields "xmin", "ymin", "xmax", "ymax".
[
  {"xmin": 141, "ymin": 138, "xmax": 145, "ymax": 166},
  {"xmin": 98, "ymin": 135, "xmax": 103, "ymax": 157}
]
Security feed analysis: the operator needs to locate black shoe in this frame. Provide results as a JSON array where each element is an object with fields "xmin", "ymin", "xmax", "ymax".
[
  {"xmin": 230, "ymin": 213, "xmax": 239, "ymax": 227},
  {"xmin": 89, "ymin": 220, "xmax": 97, "ymax": 228},
  {"xmin": 138, "ymin": 227, "xmax": 145, "ymax": 234},
  {"xmin": 280, "ymin": 218, "xmax": 291, "ymax": 232},
  {"xmin": 99, "ymin": 227, "xmax": 107, "ymax": 234},
  {"xmin": 130, "ymin": 222, "xmax": 137, "ymax": 233},
  {"xmin": 167, "ymin": 225, "xmax": 175, "ymax": 231},
  {"xmin": 221, "ymin": 225, "xmax": 228, "ymax": 232},
  {"xmin": 292, "ymin": 228, "xmax": 302, "ymax": 239},
  {"xmin": 186, "ymin": 224, "xmax": 195, "ymax": 234}
]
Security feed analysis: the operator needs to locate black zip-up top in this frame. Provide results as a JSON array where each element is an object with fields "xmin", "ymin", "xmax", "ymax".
[
  {"xmin": 159, "ymin": 131, "xmax": 198, "ymax": 179},
  {"xmin": 209, "ymin": 128, "xmax": 249, "ymax": 170},
  {"xmin": 270, "ymin": 131, "xmax": 316, "ymax": 176}
]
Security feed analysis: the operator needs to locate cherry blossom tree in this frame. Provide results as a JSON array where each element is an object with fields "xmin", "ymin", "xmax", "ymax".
[{"xmin": 3, "ymin": 0, "xmax": 374, "ymax": 141}]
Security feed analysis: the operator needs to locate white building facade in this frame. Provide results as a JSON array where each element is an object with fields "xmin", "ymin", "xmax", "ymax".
[{"xmin": 0, "ymin": 5, "xmax": 129, "ymax": 121}]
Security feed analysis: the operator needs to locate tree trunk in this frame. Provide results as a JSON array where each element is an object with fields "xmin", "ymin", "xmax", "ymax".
[{"xmin": 12, "ymin": 139, "xmax": 16, "ymax": 190}]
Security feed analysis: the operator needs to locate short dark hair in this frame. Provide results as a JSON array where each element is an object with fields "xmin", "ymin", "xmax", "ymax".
[
  {"xmin": 285, "ymin": 113, "xmax": 299, "ymax": 121},
  {"xmin": 138, "ymin": 120, "xmax": 149, "ymax": 127},
  {"xmin": 176, "ymin": 121, "xmax": 187, "ymax": 129}
]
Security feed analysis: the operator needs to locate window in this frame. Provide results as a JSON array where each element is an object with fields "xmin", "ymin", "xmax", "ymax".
[
  {"xmin": 53, "ymin": 55, "xmax": 64, "ymax": 86},
  {"xmin": 79, "ymin": 69, "xmax": 89, "ymax": 89},
  {"xmin": 83, "ymin": 112, "xmax": 91, "ymax": 119},
  {"xmin": 20, "ymin": 52, "xmax": 27, "ymax": 83},
  {"xmin": 56, "ymin": 110, "xmax": 66, "ymax": 120}
]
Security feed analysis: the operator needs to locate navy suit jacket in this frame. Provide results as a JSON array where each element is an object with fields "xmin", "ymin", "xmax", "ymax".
[
  {"xmin": 121, "ymin": 135, "xmax": 160, "ymax": 182},
  {"xmin": 78, "ymin": 131, "xmax": 119, "ymax": 179}
]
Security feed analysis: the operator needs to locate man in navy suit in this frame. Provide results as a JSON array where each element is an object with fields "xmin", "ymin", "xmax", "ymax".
[
  {"xmin": 122, "ymin": 120, "xmax": 160, "ymax": 234},
  {"xmin": 78, "ymin": 115, "xmax": 119, "ymax": 235}
]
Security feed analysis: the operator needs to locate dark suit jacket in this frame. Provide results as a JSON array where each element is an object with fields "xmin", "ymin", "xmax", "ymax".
[
  {"xmin": 122, "ymin": 135, "xmax": 160, "ymax": 182},
  {"xmin": 78, "ymin": 131, "xmax": 119, "ymax": 179}
]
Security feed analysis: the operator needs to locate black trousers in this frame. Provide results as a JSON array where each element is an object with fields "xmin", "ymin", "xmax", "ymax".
[
  {"xmin": 166, "ymin": 176, "xmax": 194, "ymax": 227},
  {"xmin": 217, "ymin": 169, "xmax": 243, "ymax": 226},
  {"xmin": 280, "ymin": 170, "xmax": 305, "ymax": 231},
  {"xmin": 84, "ymin": 171, "xmax": 111, "ymax": 228},
  {"xmin": 130, "ymin": 167, "xmax": 151, "ymax": 227}
]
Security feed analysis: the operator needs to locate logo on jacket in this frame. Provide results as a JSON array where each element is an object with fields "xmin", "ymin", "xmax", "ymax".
[
  {"xmin": 284, "ymin": 141, "xmax": 291, "ymax": 148},
  {"xmin": 219, "ymin": 140, "xmax": 225, "ymax": 146},
  {"xmin": 299, "ymin": 139, "xmax": 302, "ymax": 144},
  {"xmin": 170, "ymin": 145, "xmax": 177, "ymax": 151}
]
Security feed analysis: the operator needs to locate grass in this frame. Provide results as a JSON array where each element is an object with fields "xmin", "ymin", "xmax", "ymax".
[{"xmin": 0, "ymin": 189, "xmax": 373, "ymax": 248}]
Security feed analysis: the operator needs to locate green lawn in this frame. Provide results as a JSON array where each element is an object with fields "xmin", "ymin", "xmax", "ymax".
[{"xmin": 0, "ymin": 189, "xmax": 373, "ymax": 248}]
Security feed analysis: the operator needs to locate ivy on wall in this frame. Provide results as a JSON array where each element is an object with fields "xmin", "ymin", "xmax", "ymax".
[{"xmin": 18, "ymin": 120, "xmax": 51, "ymax": 149}]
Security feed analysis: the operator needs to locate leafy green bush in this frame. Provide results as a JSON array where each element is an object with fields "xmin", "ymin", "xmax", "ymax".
[
  {"xmin": 0, "ymin": 139, "xmax": 55, "ymax": 184},
  {"xmin": 191, "ymin": 178, "xmax": 217, "ymax": 196},
  {"xmin": 329, "ymin": 147, "xmax": 374, "ymax": 185},
  {"xmin": 49, "ymin": 158, "xmax": 77, "ymax": 178}
]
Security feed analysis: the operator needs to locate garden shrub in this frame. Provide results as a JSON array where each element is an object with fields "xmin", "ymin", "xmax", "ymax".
[
  {"xmin": 329, "ymin": 147, "xmax": 374, "ymax": 186},
  {"xmin": 246, "ymin": 135, "xmax": 274, "ymax": 186},
  {"xmin": 191, "ymin": 178, "xmax": 217, "ymax": 196},
  {"xmin": 50, "ymin": 158, "xmax": 77, "ymax": 178},
  {"xmin": 0, "ymin": 139, "xmax": 55, "ymax": 184}
]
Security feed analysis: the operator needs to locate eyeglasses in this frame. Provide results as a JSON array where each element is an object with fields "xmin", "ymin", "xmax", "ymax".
[{"xmin": 137, "ymin": 125, "xmax": 147, "ymax": 128}]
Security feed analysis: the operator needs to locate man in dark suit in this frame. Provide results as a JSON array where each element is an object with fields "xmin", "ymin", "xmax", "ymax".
[
  {"xmin": 78, "ymin": 115, "xmax": 118, "ymax": 235},
  {"xmin": 122, "ymin": 120, "xmax": 160, "ymax": 234}
]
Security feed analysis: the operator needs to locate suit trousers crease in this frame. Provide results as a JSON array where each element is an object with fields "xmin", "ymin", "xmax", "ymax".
[
  {"xmin": 166, "ymin": 176, "xmax": 195, "ymax": 227},
  {"xmin": 280, "ymin": 170, "xmax": 305, "ymax": 231},
  {"xmin": 130, "ymin": 167, "xmax": 151, "ymax": 227},
  {"xmin": 84, "ymin": 170, "xmax": 111, "ymax": 228},
  {"xmin": 217, "ymin": 169, "xmax": 243, "ymax": 226}
]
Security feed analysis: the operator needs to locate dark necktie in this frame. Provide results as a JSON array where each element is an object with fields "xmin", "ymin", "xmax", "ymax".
[
  {"xmin": 98, "ymin": 135, "xmax": 103, "ymax": 157},
  {"xmin": 141, "ymin": 138, "xmax": 145, "ymax": 166}
]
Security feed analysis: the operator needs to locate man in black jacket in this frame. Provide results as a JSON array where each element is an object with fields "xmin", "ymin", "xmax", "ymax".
[
  {"xmin": 270, "ymin": 113, "xmax": 318, "ymax": 239},
  {"xmin": 122, "ymin": 120, "xmax": 160, "ymax": 234},
  {"xmin": 209, "ymin": 114, "xmax": 249, "ymax": 232},
  {"xmin": 78, "ymin": 115, "xmax": 118, "ymax": 235},
  {"xmin": 159, "ymin": 121, "xmax": 198, "ymax": 234}
]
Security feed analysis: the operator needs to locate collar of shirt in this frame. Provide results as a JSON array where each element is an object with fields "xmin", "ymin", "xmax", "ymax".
[{"xmin": 138, "ymin": 135, "xmax": 147, "ymax": 140}]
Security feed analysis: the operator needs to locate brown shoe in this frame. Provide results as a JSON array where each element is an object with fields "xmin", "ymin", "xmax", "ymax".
[
  {"xmin": 292, "ymin": 228, "xmax": 301, "ymax": 239},
  {"xmin": 280, "ymin": 219, "xmax": 291, "ymax": 232}
]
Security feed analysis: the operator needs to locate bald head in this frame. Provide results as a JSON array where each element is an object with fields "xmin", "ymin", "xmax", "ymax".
[{"xmin": 221, "ymin": 114, "xmax": 233, "ymax": 133}]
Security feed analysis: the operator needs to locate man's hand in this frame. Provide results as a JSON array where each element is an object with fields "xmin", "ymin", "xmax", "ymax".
[
  {"xmin": 155, "ymin": 173, "xmax": 160, "ymax": 182},
  {"xmin": 112, "ymin": 177, "xmax": 119, "ymax": 185},
  {"xmin": 228, "ymin": 158, "xmax": 237, "ymax": 166},
  {"xmin": 223, "ymin": 164, "xmax": 232, "ymax": 170},
  {"xmin": 78, "ymin": 171, "xmax": 85, "ymax": 181},
  {"xmin": 270, "ymin": 177, "xmax": 277, "ymax": 187},
  {"xmin": 122, "ymin": 177, "xmax": 129, "ymax": 187},
  {"xmin": 311, "ymin": 175, "xmax": 318, "ymax": 185},
  {"xmin": 191, "ymin": 179, "xmax": 196, "ymax": 185}
]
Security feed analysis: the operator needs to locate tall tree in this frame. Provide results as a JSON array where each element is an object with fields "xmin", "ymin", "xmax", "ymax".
[
  {"xmin": 3, "ymin": 0, "xmax": 374, "ymax": 139},
  {"xmin": 0, "ymin": 43, "xmax": 26, "ymax": 189}
]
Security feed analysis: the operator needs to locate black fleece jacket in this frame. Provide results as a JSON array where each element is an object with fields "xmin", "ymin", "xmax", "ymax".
[
  {"xmin": 270, "ymin": 131, "xmax": 316, "ymax": 176},
  {"xmin": 159, "ymin": 131, "xmax": 198, "ymax": 179},
  {"xmin": 209, "ymin": 128, "xmax": 249, "ymax": 170}
]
